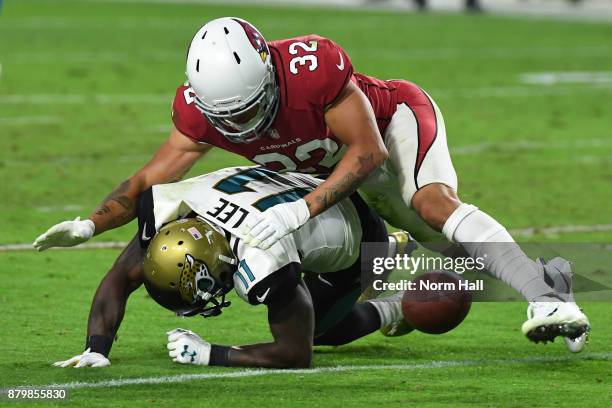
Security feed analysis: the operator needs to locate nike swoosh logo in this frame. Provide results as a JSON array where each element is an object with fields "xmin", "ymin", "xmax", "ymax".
[
  {"xmin": 141, "ymin": 222, "xmax": 151, "ymax": 241},
  {"xmin": 336, "ymin": 52, "xmax": 344, "ymax": 70},
  {"xmin": 546, "ymin": 307, "xmax": 559, "ymax": 317},
  {"xmin": 256, "ymin": 288, "xmax": 271, "ymax": 303}
]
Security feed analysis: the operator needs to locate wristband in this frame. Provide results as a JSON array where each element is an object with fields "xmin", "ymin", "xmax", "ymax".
[
  {"xmin": 83, "ymin": 218, "xmax": 96, "ymax": 236},
  {"xmin": 86, "ymin": 335, "xmax": 113, "ymax": 357},
  {"xmin": 208, "ymin": 344, "xmax": 231, "ymax": 366}
]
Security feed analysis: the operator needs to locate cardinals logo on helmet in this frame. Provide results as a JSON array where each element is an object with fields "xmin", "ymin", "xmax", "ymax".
[{"xmin": 232, "ymin": 18, "xmax": 269, "ymax": 63}]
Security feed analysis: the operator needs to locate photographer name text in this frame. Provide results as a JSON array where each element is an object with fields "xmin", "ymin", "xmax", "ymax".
[{"xmin": 372, "ymin": 278, "xmax": 484, "ymax": 292}]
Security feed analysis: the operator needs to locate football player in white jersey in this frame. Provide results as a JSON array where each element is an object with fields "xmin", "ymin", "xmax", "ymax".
[{"xmin": 52, "ymin": 167, "xmax": 411, "ymax": 368}]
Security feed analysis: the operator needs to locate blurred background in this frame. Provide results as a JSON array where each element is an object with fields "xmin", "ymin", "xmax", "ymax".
[{"xmin": 205, "ymin": 0, "xmax": 612, "ymax": 19}]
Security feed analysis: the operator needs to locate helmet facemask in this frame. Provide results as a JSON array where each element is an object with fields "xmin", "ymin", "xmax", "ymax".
[{"xmin": 193, "ymin": 66, "xmax": 279, "ymax": 144}]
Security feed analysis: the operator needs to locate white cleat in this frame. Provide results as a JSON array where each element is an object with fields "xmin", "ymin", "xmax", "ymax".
[
  {"xmin": 564, "ymin": 332, "xmax": 588, "ymax": 353},
  {"xmin": 535, "ymin": 257, "xmax": 590, "ymax": 352},
  {"xmin": 380, "ymin": 318, "xmax": 414, "ymax": 337},
  {"xmin": 522, "ymin": 301, "xmax": 590, "ymax": 347}
]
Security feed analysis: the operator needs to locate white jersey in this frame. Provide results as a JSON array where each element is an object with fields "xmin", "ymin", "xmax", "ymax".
[{"xmin": 150, "ymin": 167, "xmax": 363, "ymax": 303}]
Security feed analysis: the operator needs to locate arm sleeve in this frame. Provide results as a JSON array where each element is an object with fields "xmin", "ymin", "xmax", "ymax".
[
  {"xmin": 232, "ymin": 236, "xmax": 301, "ymax": 305},
  {"xmin": 136, "ymin": 187, "xmax": 157, "ymax": 249},
  {"xmin": 171, "ymin": 85, "xmax": 211, "ymax": 143},
  {"xmin": 248, "ymin": 263, "xmax": 301, "ymax": 307}
]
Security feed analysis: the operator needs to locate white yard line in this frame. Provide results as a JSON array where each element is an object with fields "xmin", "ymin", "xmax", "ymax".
[
  {"xmin": 573, "ymin": 155, "xmax": 612, "ymax": 165},
  {"xmin": 0, "ymin": 242, "xmax": 128, "ymax": 252},
  {"xmin": 34, "ymin": 205, "xmax": 83, "ymax": 213},
  {"xmin": 372, "ymin": 45, "xmax": 612, "ymax": 61},
  {"xmin": 146, "ymin": 124, "xmax": 171, "ymax": 133},
  {"xmin": 510, "ymin": 224, "xmax": 612, "ymax": 237},
  {"xmin": 7, "ymin": 353, "xmax": 607, "ymax": 390},
  {"xmin": 520, "ymin": 72, "xmax": 612, "ymax": 86},
  {"xmin": 432, "ymin": 84, "xmax": 612, "ymax": 99},
  {"xmin": 451, "ymin": 137, "xmax": 612, "ymax": 155},
  {"xmin": 0, "ymin": 94, "xmax": 169, "ymax": 105}
]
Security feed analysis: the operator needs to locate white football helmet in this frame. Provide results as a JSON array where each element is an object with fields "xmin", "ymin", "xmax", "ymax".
[{"xmin": 186, "ymin": 17, "xmax": 279, "ymax": 143}]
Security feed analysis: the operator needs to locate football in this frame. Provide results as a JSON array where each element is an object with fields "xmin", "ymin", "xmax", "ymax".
[{"xmin": 402, "ymin": 270, "xmax": 472, "ymax": 334}]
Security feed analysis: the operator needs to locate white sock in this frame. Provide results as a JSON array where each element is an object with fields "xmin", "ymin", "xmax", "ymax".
[
  {"xmin": 366, "ymin": 297, "xmax": 402, "ymax": 328},
  {"xmin": 387, "ymin": 235, "xmax": 397, "ymax": 259},
  {"xmin": 442, "ymin": 203, "xmax": 555, "ymax": 302}
]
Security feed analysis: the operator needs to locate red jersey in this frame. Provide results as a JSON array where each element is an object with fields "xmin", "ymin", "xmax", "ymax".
[{"xmin": 172, "ymin": 34, "xmax": 433, "ymax": 174}]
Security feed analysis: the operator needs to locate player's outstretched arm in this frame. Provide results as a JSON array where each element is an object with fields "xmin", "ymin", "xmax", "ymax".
[
  {"xmin": 54, "ymin": 236, "xmax": 145, "ymax": 367},
  {"xmin": 33, "ymin": 128, "xmax": 211, "ymax": 250},
  {"xmin": 89, "ymin": 127, "xmax": 211, "ymax": 234},
  {"xmin": 167, "ymin": 281, "xmax": 315, "ymax": 369}
]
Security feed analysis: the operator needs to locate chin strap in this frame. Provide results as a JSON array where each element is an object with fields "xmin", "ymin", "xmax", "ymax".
[
  {"xmin": 199, "ymin": 292, "xmax": 231, "ymax": 318},
  {"xmin": 178, "ymin": 286, "xmax": 232, "ymax": 318}
]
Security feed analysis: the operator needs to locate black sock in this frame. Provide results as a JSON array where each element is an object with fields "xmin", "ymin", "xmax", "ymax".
[{"xmin": 314, "ymin": 302, "xmax": 381, "ymax": 346}]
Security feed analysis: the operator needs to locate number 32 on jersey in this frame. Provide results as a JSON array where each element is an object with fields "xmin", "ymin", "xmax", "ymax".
[{"xmin": 288, "ymin": 40, "xmax": 318, "ymax": 75}]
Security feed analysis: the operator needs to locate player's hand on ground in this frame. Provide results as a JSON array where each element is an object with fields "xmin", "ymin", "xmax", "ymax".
[
  {"xmin": 33, "ymin": 217, "xmax": 95, "ymax": 251},
  {"xmin": 53, "ymin": 348, "xmax": 110, "ymax": 368},
  {"xmin": 241, "ymin": 199, "xmax": 310, "ymax": 249},
  {"xmin": 167, "ymin": 328, "xmax": 211, "ymax": 366}
]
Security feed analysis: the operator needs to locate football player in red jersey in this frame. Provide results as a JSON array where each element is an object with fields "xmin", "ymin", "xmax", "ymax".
[{"xmin": 34, "ymin": 17, "xmax": 588, "ymax": 351}]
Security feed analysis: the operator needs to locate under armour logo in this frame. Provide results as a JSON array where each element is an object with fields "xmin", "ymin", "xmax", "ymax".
[{"xmin": 181, "ymin": 344, "xmax": 197, "ymax": 362}]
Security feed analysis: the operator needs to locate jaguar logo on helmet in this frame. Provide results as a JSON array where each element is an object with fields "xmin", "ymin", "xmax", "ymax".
[
  {"xmin": 176, "ymin": 253, "xmax": 219, "ymax": 302},
  {"xmin": 232, "ymin": 18, "xmax": 269, "ymax": 63}
]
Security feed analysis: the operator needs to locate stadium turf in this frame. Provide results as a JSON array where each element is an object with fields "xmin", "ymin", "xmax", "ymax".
[{"xmin": 0, "ymin": 0, "xmax": 611, "ymax": 406}]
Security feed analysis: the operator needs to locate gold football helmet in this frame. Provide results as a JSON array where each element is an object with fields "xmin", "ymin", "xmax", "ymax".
[{"xmin": 143, "ymin": 217, "xmax": 236, "ymax": 317}]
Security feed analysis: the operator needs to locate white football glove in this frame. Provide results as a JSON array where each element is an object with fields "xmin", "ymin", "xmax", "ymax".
[
  {"xmin": 53, "ymin": 348, "xmax": 110, "ymax": 368},
  {"xmin": 167, "ymin": 328, "xmax": 211, "ymax": 366},
  {"xmin": 33, "ymin": 217, "xmax": 95, "ymax": 251},
  {"xmin": 241, "ymin": 199, "xmax": 310, "ymax": 249}
]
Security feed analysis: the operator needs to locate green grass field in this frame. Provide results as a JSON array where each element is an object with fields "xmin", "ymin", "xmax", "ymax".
[{"xmin": 1, "ymin": 0, "xmax": 611, "ymax": 406}]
